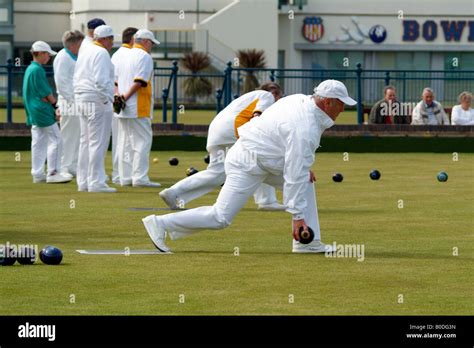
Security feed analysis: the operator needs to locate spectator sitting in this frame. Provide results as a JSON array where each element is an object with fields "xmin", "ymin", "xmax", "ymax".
[
  {"xmin": 411, "ymin": 88, "xmax": 450, "ymax": 125},
  {"xmin": 369, "ymin": 86, "xmax": 409, "ymax": 124},
  {"xmin": 451, "ymin": 91, "xmax": 474, "ymax": 126}
]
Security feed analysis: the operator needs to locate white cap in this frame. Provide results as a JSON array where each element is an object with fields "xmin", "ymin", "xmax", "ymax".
[
  {"xmin": 94, "ymin": 25, "xmax": 115, "ymax": 39},
  {"xmin": 134, "ymin": 29, "xmax": 160, "ymax": 45},
  {"xmin": 314, "ymin": 79, "xmax": 357, "ymax": 106},
  {"xmin": 31, "ymin": 41, "xmax": 57, "ymax": 56}
]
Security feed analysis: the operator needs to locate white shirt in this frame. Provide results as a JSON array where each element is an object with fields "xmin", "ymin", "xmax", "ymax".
[
  {"xmin": 111, "ymin": 44, "xmax": 132, "ymax": 85},
  {"xmin": 207, "ymin": 90, "xmax": 275, "ymax": 148},
  {"xmin": 116, "ymin": 44, "xmax": 154, "ymax": 118},
  {"xmin": 53, "ymin": 48, "xmax": 77, "ymax": 103},
  {"xmin": 78, "ymin": 36, "xmax": 93, "ymax": 56},
  {"xmin": 238, "ymin": 94, "xmax": 335, "ymax": 219},
  {"xmin": 451, "ymin": 105, "xmax": 474, "ymax": 125},
  {"xmin": 73, "ymin": 41, "xmax": 114, "ymax": 104}
]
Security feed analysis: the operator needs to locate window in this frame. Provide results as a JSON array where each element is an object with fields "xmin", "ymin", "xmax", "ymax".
[{"xmin": 395, "ymin": 52, "xmax": 430, "ymax": 70}]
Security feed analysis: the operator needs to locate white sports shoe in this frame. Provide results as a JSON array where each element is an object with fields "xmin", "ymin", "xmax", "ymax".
[
  {"xmin": 159, "ymin": 188, "xmax": 179, "ymax": 209},
  {"xmin": 142, "ymin": 215, "xmax": 171, "ymax": 253},
  {"xmin": 292, "ymin": 239, "xmax": 335, "ymax": 254},
  {"xmin": 33, "ymin": 174, "xmax": 47, "ymax": 183},
  {"xmin": 88, "ymin": 185, "xmax": 117, "ymax": 193},
  {"xmin": 60, "ymin": 171, "xmax": 74, "ymax": 179},
  {"xmin": 46, "ymin": 173, "xmax": 73, "ymax": 184},
  {"xmin": 133, "ymin": 181, "xmax": 162, "ymax": 188},
  {"xmin": 258, "ymin": 202, "xmax": 286, "ymax": 211}
]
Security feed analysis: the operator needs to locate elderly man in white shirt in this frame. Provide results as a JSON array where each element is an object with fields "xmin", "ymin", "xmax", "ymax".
[
  {"xmin": 451, "ymin": 91, "xmax": 474, "ymax": 126},
  {"xmin": 73, "ymin": 25, "xmax": 116, "ymax": 193},
  {"xmin": 411, "ymin": 88, "xmax": 450, "ymax": 125},
  {"xmin": 141, "ymin": 80, "xmax": 357, "ymax": 254},
  {"xmin": 53, "ymin": 30, "xmax": 84, "ymax": 177}
]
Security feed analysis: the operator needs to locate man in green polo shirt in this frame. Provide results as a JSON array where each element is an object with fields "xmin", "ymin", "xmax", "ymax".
[{"xmin": 23, "ymin": 41, "xmax": 72, "ymax": 184}]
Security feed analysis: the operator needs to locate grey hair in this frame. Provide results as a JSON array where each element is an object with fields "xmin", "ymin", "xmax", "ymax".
[
  {"xmin": 134, "ymin": 38, "xmax": 144, "ymax": 44},
  {"xmin": 62, "ymin": 30, "xmax": 84, "ymax": 48},
  {"xmin": 422, "ymin": 87, "xmax": 434, "ymax": 96},
  {"xmin": 384, "ymin": 85, "xmax": 396, "ymax": 94},
  {"xmin": 458, "ymin": 91, "xmax": 472, "ymax": 103},
  {"xmin": 313, "ymin": 94, "xmax": 326, "ymax": 102}
]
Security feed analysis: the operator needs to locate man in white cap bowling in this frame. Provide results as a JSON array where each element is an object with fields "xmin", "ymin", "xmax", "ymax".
[{"xmin": 141, "ymin": 79, "xmax": 357, "ymax": 253}]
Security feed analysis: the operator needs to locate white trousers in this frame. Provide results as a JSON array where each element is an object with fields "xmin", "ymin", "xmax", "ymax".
[
  {"xmin": 253, "ymin": 183, "xmax": 280, "ymax": 205},
  {"xmin": 30, "ymin": 123, "xmax": 62, "ymax": 178},
  {"xmin": 160, "ymin": 141, "xmax": 321, "ymax": 241},
  {"xmin": 58, "ymin": 97, "xmax": 80, "ymax": 175},
  {"xmin": 117, "ymin": 117, "xmax": 152, "ymax": 185},
  {"xmin": 76, "ymin": 100, "xmax": 113, "ymax": 191},
  {"xmin": 111, "ymin": 114, "xmax": 120, "ymax": 182},
  {"xmin": 167, "ymin": 144, "xmax": 279, "ymax": 206}
]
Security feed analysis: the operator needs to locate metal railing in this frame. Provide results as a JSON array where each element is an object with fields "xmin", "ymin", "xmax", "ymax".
[{"xmin": 2, "ymin": 59, "xmax": 474, "ymax": 124}]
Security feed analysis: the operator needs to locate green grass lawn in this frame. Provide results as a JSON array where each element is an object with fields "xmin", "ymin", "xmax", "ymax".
[
  {"xmin": 0, "ymin": 151, "xmax": 473, "ymax": 315},
  {"xmin": 1, "ymin": 108, "xmax": 360, "ymax": 125}
]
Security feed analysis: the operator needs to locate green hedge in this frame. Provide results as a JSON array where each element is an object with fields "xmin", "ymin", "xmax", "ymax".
[{"xmin": 1, "ymin": 135, "xmax": 473, "ymax": 152}]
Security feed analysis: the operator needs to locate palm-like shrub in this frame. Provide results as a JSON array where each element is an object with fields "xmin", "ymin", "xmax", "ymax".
[
  {"xmin": 181, "ymin": 52, "xmax": 212, "ymax": 98},
  {"xmin": 237, "ymin": 49, "xmax": 266, "ymax": 93}
]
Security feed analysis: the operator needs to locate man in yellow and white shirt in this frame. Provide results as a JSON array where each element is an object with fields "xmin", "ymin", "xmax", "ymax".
[
  {"xmin": 115, "ymin": 29, "xmax": 161, "ymax": 187},
  {"xmin": 159, "ymin": 83, "xmax": 285, "ymax": 210},
  {"xmin": 111, "ymin": 27, "xmax": 138, "ymax": 185}
]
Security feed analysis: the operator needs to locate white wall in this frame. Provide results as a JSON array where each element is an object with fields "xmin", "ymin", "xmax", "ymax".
[
  {"xmin": 15, "ymin": 2, "xmax": 71, "ymax": 45},
  {"xmin": 196, "ymin": 0, "xmax": 278, "ymax": 67},
  {"xmin": 70, "ymin": 13, "xmax": 148, "ymax": 34},
  {"xmin": 71, "ymin": 0, "xmax": 224, "ymax": 30}
]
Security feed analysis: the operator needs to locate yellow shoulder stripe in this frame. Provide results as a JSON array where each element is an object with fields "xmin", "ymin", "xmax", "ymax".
[{"xmin": 234, "ymin": 98, "xmax": 259, "ymax": 139}]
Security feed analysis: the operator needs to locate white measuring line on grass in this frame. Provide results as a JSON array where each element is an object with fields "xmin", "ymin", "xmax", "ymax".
[{"xmin": 76, "ymin": 249, "xmax": 172, "ymax": 255}]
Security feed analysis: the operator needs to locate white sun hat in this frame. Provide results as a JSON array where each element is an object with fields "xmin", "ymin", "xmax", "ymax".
[
  {"xmin": 315, "ymin": 79, "xmax": 357, "ymax": 106},
  {"xmin": 31, "ymin": 41, "xmax": 57, "ymax": 56},
  {"xmin": 93, "ymin": 25, "xmax": 116, "ymax": 39},
  {"xmin": 134, "ymin": 29, "xmax": 160, "ymax": 45}
]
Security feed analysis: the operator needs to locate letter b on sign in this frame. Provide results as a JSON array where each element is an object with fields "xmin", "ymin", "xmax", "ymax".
[{"xmin": 403, "ymin": 20, "xmax": 419, "ymax": 41}]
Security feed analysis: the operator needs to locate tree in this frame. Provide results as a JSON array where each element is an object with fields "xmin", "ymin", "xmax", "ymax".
[
  {"xmin": 181, "ymin": 52, "xmax": 212, "ymax": 99},
  {"xmin": 237, "ymin": 49, "xmax": 266, "ymax": 93}
]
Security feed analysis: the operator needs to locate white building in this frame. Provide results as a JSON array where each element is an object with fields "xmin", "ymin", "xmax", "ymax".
[
  {"xmin": 9, "ymin": 0, "xmax": 474, "ymax": 70},
  {"xmin": 281, "ymin": 0, "xmax": 474, "ymax": 71},
  {"xmin": 4, "ymin": 0, "xmax": 473, "ymax": 103}
]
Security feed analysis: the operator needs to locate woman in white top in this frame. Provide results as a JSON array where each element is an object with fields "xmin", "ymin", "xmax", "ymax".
[{"xmin": 451, "ymin": 91, "xmax": 474, "ymax": 126}]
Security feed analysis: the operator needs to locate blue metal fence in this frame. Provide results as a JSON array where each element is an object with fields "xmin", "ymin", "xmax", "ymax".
[{"xmin": 1, "ymin": 58, "xmax": 473, "ymax": 124}]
